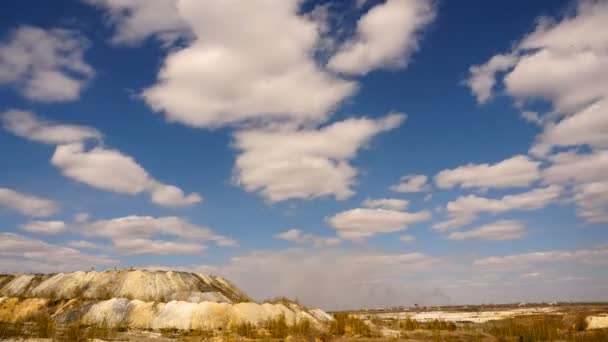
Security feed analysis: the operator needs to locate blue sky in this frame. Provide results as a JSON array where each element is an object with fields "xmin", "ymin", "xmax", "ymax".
[{"xmin": 1, "ymin": 0, "xmax": 607, "ymax": 310}]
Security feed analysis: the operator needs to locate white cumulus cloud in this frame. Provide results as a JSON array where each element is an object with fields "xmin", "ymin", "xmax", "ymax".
[
  {"xmin": 80, "ymin": 215, "xmax": 237, "ymax": 255},
  {"xmin": 20, "ymin": 220, "xmax": 66, "ymax": 235},
  {"xmin": 0, "ymin": 187, "xmax": 60, "ymax": 217},
  {"xmin": 434, "ymin": 155, "xmax": 541, "ymax": 190},
  {"xmin": 2, "ymin": 110, "xmax": 101, "ymax": 144},
  {"xmin": 84, "ymin": 0, "xmax": 191, "ymax": 46},
  {"xmin": 142, "ymin": 0, "xmax": 357, "ymax": 128},
  {"xmin": 0, "ymin": 26, "xmax": 93, "ymax": 101},
  {"xmin": 51, "ymin": 143, "xmax": 202, "ymax": 208},
  {"xmin": 434, "ymin": 186, "xmax": 562, "ymax": 231},
  {"xmin": 448, "ymin": 220, "xmax": 526, "ymax": 241},
  {"xmin": 233, "ymin": 113, "xmax": 405, "ymax": 202},
  {"xmin": 390, "ymin": 174, "xmax": 428, "ymax": 193},
  {"xmin": 328, "ymin": 0, "xmax": 436, "ymax": 75},
  {"xmin": 328, "ymin": 207, "xmax": 430, "ymax": 241}
]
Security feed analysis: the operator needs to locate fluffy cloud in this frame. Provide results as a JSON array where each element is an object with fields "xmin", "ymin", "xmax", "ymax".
[
  {"xmin": 0, "ymin": 25, "xmax": 93, "ymax": 101},
  {"xmin": 466, "ymin": 54, "xmax": 517, "ymax": 104},
  {"xmin": 468, "ymin": 1, "xmax": 608, "ymax": 115},
  {"xmin": 434, "ymin": 185, "xmax": 562, "ymax": 230},
  {"xmin": 233, "ymin": 113, "xmax": 405, "ymax": 202},
  {"xmin": 2, "ymin": 110, "xmax": 101, "ymax": 144},
  {"xmin": 0, "ymin": 187, "xmax": 60, "ymax": 217},
  {"xmin": 362, "ymin": 197, "xmax": 409, "ymax": 210},
  {"xmin": 0, "ymin": 232, "xmax": 117, "ymax": 273},
  {"xmin": 80, "ymin": 215, "xmax": 237, "ymax": 255},
  {"xmin": 274, "ymin": 229, "xmax": 341, "ymax": 247},
  {"xmin": 51, "ymin": 143, "xmax": 202, "ymax": 207},
  {"xmin": 543, "ymin": 151, "xmax": 608, "ymax": 223},
  {"xmin": 84, "ymin": 0, "xmax": 190, "ymax": 46},
  {"xmin": 142, "ymin": 0, "xmax": 356, "ymax": 128},
  {"xmin": 467, "ymin": 0, "xmax": 608, "ymax": 159},
  {"xmin": 327, "ymin": 0, "xmax": 435, "ymax": 75},
  {"xmin": 435, "ymin": 155, "xmax": 540, "ymax": 190},
  {"xmin": 3, "ymin": 111, "xmax": 201, "ymax": 208},
  {"xmin": 448, "ymin": 220, "xmax": 526, "ymax": 241},
  {"xmin": 390, "ymin": 174, "xmax": 428, "ymax": 193},
  {"xmin": 328, "ymin": 207, "xmax": 430, "ymax": 241},
  {"xmin": 20, "ymin": 220, "xmax": 66, "ymax": 235},
  {"xmin": 531, "ymin": 98, "xmax": 608, "ymax": 156}
]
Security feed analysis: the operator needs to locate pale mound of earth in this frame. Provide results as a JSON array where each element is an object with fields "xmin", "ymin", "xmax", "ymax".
[
  {"xmin": 0, "ymin": 270, "xmax": 249, "ymax": 303},
  {"xmin": 355, "ymin": 307, "xmax": 561, "ymax": 323},
  {"xmin": 0, "ymin": 270, "xmax": 332, "ymax": 330},
  {"xmin": 587, "ymin": 314, "xmax": 608, "ymax": 329}
]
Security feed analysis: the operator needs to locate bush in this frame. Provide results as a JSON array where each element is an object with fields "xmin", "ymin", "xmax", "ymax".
[
  {"xmin": 233, "ymin": 320, "xmax": 257, "ymax": 338},
  {"xmin": 400, "ymin": 317, "xmax": 420, "ymax": 331},
  {"xmin": 329, "ymin": 313, "xmax": 372, "ymax": 337},
  {"xmin": 572, "ymin": 315, "xmax": 588, "ymax": 332},
  {"xmin": 0, "ymin": 322, "xmax": 24, "ymax": 339},
  {"xmin": 426, "ymin": 319, "xmax": 457, "ymax": 331},
  {"xmin": 32, "ymin": 313, "xmax": 55, "ymax": 338},
  {"xmin": 264, "ymin": 313, "xmax": 289, "ymax": 338}
]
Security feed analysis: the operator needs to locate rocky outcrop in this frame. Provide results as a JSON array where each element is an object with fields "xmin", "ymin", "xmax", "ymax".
[{"xmin": 0, "ymin": 270, "xmax": 332, "ymax": 330}]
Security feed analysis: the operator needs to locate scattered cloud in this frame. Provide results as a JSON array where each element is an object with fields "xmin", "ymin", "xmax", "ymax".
[
  {"xmin": 543, "ymin": 151, "xmax": 608, "ymax": 223},
  {"xmin": 328, "ymin": 207, "xmax": 430, "ymax": 241},
  {"xmin": 0, "ymin": 25, "xmax": 93, "ymax": 101},
  {"xmin": 531, "ymin": 98, "xmax": 608, "ymax": 156},
  {"xmin": 362, "ymin": 197, "xmax": 409, "ymax": 211},
  {"xmin": 474, "ymin": 244, "xmax": 608, "ymax": 270},
  {"xmin": 3, "ymin": 111, "xmax": 201, "ymax": 208},
  {"xmin": 2, "ymin": 110, "xmax": 101, "ymax": 144},
  {"xmin": 466, "ymin": 54, "xmax": 517, "ymax": 104},
  {"xmin": 448, "ymin": 220, "xmax": 526, "ymax": 241},
  {"xmin": 435, "ymin": 155, "xmax": 540, "ymax": 190},
  {"xmin": 327, "ymin": 0, "xmax": 436, "ymax": 75},
  {"xmin": 390, "ymin": 174, "xmax": 429, "ymax": 193},
  {"xmin": 467, "ymin": 1, "xmax": 608, "ymax": 117},
  {"xmin": 434, "ymin": 185, "xmax": 562, "ymax": 230},
  {"xmin": 84, "ymin": 0, "xmax": 191, "ymax": 46},
  {"xmin": 233, "ymin": 113, "xmax": 405, "ymax": 202},
  {"xmin": 80, "ymin": 215, "xmax": 238, "ymax": 254},
  {"xmin": 51, "ymin": 143, "xmax": 202, "ymax": 208},
  {"xmin": 20, "ymin": 220, "xmax": 66, "ymax": 235},
  {"xmin": 274, "ymin": 229, "xmax": 341, "ymax": 247},
  {"xmin": 142, "ymin": 0, "xmax": 356, "ymax": 128},
  {"xmin": 0, "ymin": 232, "xmax": 117, "ymax": 273},
  {"xmin": 0, "ymin": 187, "xmax": 60, "ymax": 217},
  {"xmin": 113, "ymin": 237, "xmax": 205, "ymax": 255}
]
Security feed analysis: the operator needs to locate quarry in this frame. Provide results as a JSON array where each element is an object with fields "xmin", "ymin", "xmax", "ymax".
[{"xmin": 0, "ymin": 269, "xmax": 607, "ymax": 341}]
